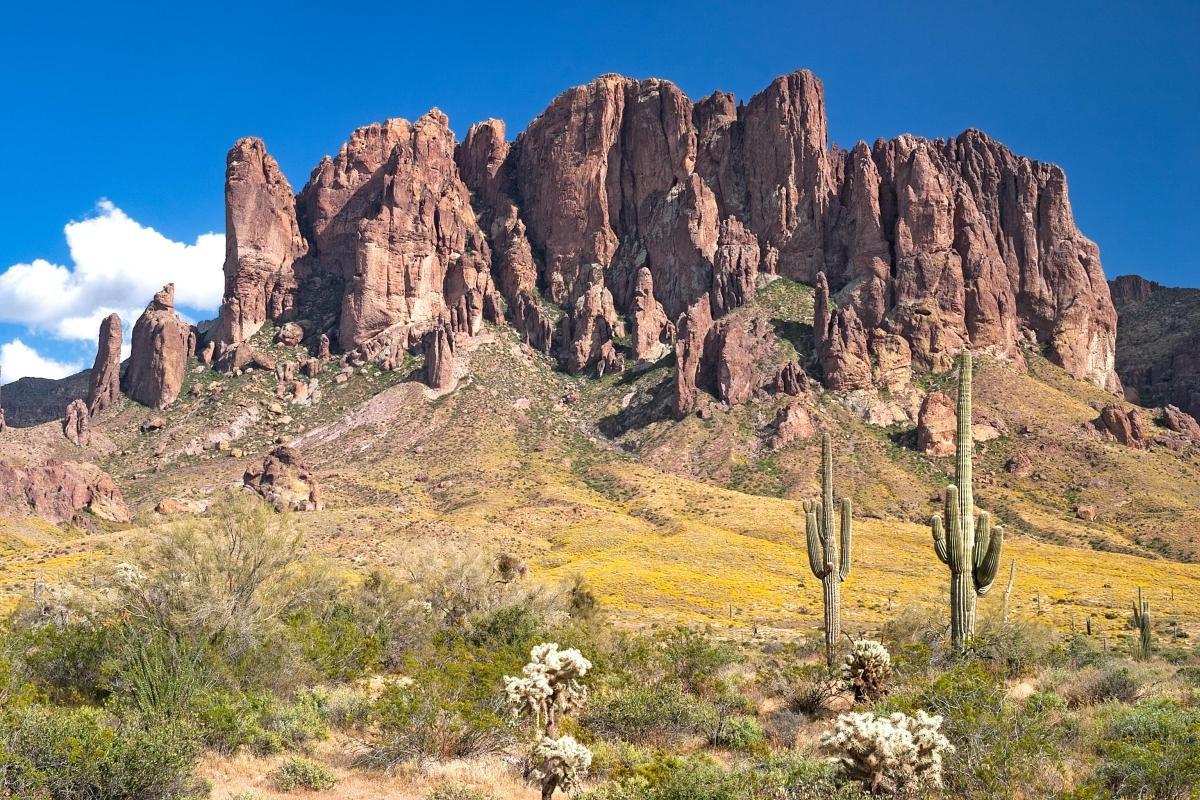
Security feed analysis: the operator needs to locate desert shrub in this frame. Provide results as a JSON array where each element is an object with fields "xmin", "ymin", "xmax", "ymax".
[
  {"xmin": 972, "ymin": 619, "xmax": 1062, "ymax": 678},
  {"xmin": 1087, "ymin": 699, "xmax": 1200, "ymax": 799},
  {"xmin": 471, "ymin": 603, "xmax": 543, "ymax": 650},
  {"xmin": 356, "ymin": 655, "xmax": 512, "ymax": 768},
  {"xmin": 584, "ymin": 680, "xmax": 714, "ymax": 746},
  {"xmin": 115, "ymin": 627, "xmax": 210, "ymax": 718},
  {"xmin": 0, "ymin": 647, "xmax": 39, "ymax": 710},
  {"xmin": 1064, "ymin": 631, "xmax": 1109, "ymax": 669},
  {"xmin": 1177, "ymin": 664, "xmax": 1200, "ymax": 688},
  {"xmin": 880, "ymin": 606, "xmax": 945, "ymax": 676},
  {"xmin": 885, "ymin": 660, "xmax": 1068, "ymax": 798},
  {"xmin": 588, "ymin": 739, "xmax": 653, "ymax": 780},
  {"xmin": 425, "ymin": 784, "xmax": 495, "ymax": 800},
  {"xmin": 660, "ymin": 628, "xmax": 740, "ymax": 695},
  {"xmin": 305, "ymin": 683, "xmax": 374, "ymax": 729},
  {"xmin": 762, "ymin": 708, "xmax": 806, "ymax": 749},
  {"xmin": 269, "ymin": 756, "xmax": 337, "ymax": 792},
  {"xmin": 760, "ymin": 661, "xmax": 839, "ymax": 717},
  {"xmin": 191, "ymin": 687, "xmax": 327, "ymax": 755},
  {"xmin": 284, "ymin": 601, "xmax": 384, "ymax": 681},
  {"xmin": 1061, "ymin": 664, "xmax": 1145, "ymax": 707},
  {"xmin": 0, "ymin": 705, "xmax": 202, "ymax": 799},
  {"xmin": 822, "ymin": 710, "xmax": 952, "ymax": 796},
  {"xmin": 842, "ymin": 639, "xmax": 891, "ymax": 702},
  {"xmin": 7, "ymin": 620, "xmax": 113, "ymax": 704},
  {"xmin": 708, "ymin": 714, "xmax": 765, "ymax": 751}
]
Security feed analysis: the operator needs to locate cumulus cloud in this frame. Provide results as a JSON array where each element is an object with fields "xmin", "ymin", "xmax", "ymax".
[
  {"xmin": 0, "ymin": 339, "xmax": 85, "ymax": 384},
  {"xmin": 0, "ymin": 200, "xmax": 224, "ymax": 341}
]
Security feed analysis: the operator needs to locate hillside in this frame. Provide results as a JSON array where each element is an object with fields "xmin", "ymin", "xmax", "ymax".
[
  {"xmin": 1111, "ymin": 273, "xmax": 1200, "ymax": 419},
  {"xmin": 3, "ymin": 275, "xmax": 1199, "ymax": 640}
]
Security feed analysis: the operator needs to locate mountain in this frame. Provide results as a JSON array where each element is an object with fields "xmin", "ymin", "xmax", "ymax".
[
  {"xmin": 1110, "ymin": 273, "xmax": 1200, "ymax": 419},
  {"xmin": 2, "ymin": 69, "xmax": 1198, "ymax": 632}
]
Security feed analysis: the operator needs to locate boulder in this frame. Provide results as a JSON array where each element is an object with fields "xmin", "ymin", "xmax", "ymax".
[
  {"xmin": 1097, "ymin": 404, "xmax": 1148, "ymax": 448},
  {"xmin": 243, "ymin": 446, "xmax": 324, "ymax": 512},
  {"xmin": 629, "ymin": 267, "xmax": 671, "ymax": 363},
  {"xmin": 276, "ymin": 322, "xmax": 305, "ymax": 347},
  {"xmin": 86, "ymin": 313, "xmax": 122, "ymax": 416},
  {"xmin": 917, "ymin": 392, "xmax": 956, "ymax": 457},
  {"xmin": 424, "ymin": 323, "xmax": 456, "ymax": 390},
  {"xmin": 1163, "ymin": 404, "xmax": 1200, "ymax": 445},
  {"xmin": 769, "ymin": 403, "xmax": 817, "ymax": 450},
  {"xmin": 123, "ymin": 284, "xmax": 195, "ymax": 409},
  {"xmin": 0, "ymin": 460, "xmax": 129, "ymax": 524}
]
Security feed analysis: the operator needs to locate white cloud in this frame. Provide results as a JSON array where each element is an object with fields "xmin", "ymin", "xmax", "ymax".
[
  {"xmin": 0, "ymin": 339, "xmax": 85, "ymax": 384},
  {"xmin": 0, "ymin": 200, "xmax": 224, "ymax": 341}
]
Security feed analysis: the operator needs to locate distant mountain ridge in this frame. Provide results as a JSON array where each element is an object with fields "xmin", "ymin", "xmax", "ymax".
[{"xmin": 1110, "ymin": 273, "xmax": 1200, "ymax": 419}]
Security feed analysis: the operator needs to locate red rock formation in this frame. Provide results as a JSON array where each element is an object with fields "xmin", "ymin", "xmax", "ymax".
[
  {"xmin": 243, "ymin": 446, "xmax": 323, "ymax": 512},
  {"xmin": 424, "ymin": 322, "xmax": 456, "ymax": 390},
  {"xmin": 917, "ymin": 392, "xmax": 956, "ymax": 457},
  {"xmin": 208, "ymin": 69, "xmax": 1123, "ymax": 401},
  {"xmin": 714, "ymin": 317, "xmax": 775, "ymax": 406},
  {"xmin": 0, "ymin": 460, "xmax": 129, "ymax": 524},
  {"xmin": 86, "ymin": 313, "xmax": 122, "ymax": 416},
  {"xmin": 63, "ymin": 399, "xmax": 88, "ymax": 446},
  {"xmin": 295, "ymin": 112, "xmax": 495, "ymax": 351},
  {"xmin": 673, "ymin": 295, "xmax": 715, "ymax": 418},
  {"xmin": 769, "ymin": 403, "xmax": 817, "ymax": 450},
  {"xmin": 1109, "ymin": 274, "xmax": 1159, "ymax": 306},
  {"xmin": 630, "ymin": 267, "xmax": 671, "ymax": 363},
  {"xmin": 1163, "ymin": 405, "xmax": 1200, "ymax": 445},
  {"xmin": 123, "ymin": 285, "xmax": 195, "ymax": 409},
  {"xmin": 212, "ymin": 138, "xmax": 307, "ymax": 354},
  {"xmin": 1097, "ymin": 404, "xmax": 1148, "ymax": 448}
]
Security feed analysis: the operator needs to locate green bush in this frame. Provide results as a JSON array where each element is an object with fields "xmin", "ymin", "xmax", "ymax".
[
  {"xmin": 1061, "ymin": 664, "xmax": 1144, "ymax": 708},
  {"xmin": 584, "ymin": 680, "xmax": 714, "ymax": 746},
  {"xmin": 1089, "ymin": 700, "xmax": 1200, "ymax": 799},
  {"xmin": 660, "ymin": 628, "xmax": 740, "ymax": 695},
  {"xmin": 269, "ymin": 756, "xmax": 337, "ymax": 791},
  {"xmin": 191, "ymin": 687, "xmax": 327, "ymax": 755},
  {"xmin": 0, "ymin": 705, "xmax": 202, "ymax": 799},
  {"xmin": 707, "ymin": 715, "xmax": 765, "ymax": 751},
  {"xmin": 284, "ymin": 602, "xmax": 384, "ymax": 681},
  {"xmin": 10, "ymin": 621, "xmax": 113, "ymax": 704},
  {"xmin": 882, "ymin": 660, "xmax": 1069, "ymax": 798},
  {"xmin": 972, "ymin": 619, "xmax": 1062, "ymax": 678},
  {"xmin": 424, "ymin": 784, "xmax": 495, "ymax": 800}
]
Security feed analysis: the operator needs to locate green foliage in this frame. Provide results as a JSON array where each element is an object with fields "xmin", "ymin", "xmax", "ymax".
[
  {"xmin": 191, "ymin": 687, "xmax": 327, "ymax": 755},
  {"xmin": 579, "ymin": 753, "xmax": 872, "ymax": 800},
  {"xmin": 268, "ymin": 756, "xmax": 337, "ymax": 792},
  {"xmin": 8, "ymin": 621, "xmax": 113, "ymax": 704},
  {"xmin": 284, "ymin": 602, "xmax": 384, "ymax": 681},
  {"xmin": 972, "ymin": 619, "xmax": 1062, "ymax": 678},
  {"xmin": 882, "ymin": 660, "xmax": 1068, "ymax": 798},
  {"xmin": 0, "ymin": 705, "xmax": 202, "ymax": 799},
  {"xmin": 1087, "ymin": 700, "xmax": 1200, "ymax": 799},
  {"xmin": 584, "ymin": 680, "xmax": 715, "ymax": 746},
  {"xmin": 425, "ymin": 784, "xmax": 495, "ymax": 800},
  {"xmin": 760, "ymin": 661, "xmax": 839, "ymax": 716},
  {"xmin": 1061, "ymin": 664, "xmax": 1145, "ymax": 708},
  {"xmin": 708, "ymin": 715, "xmax": 765, "ymax": 751},
  {"xmin": 659, "ymin": 627, "xmax": 740, "ymax": 695},
  {"xmin": 467, "ymin": 603, "xmax": 542, "ymax": 650}
]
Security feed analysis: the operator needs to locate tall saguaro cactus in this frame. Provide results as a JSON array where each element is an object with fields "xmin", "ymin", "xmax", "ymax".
[
  {"xmin": 804, "ymin": 433, "xmax": 852, "ymax": 667},
  {"xmin": 931, "ymin": 351, "xmax": 1004, "ymax": 648},
  {"xmin": 1132, "ymin": 588, "xmax": 1152, "ymax": 659}
]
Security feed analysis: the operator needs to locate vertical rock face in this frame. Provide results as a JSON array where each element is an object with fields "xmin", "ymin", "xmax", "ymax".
[
  {"xmin": 295, "ymin": 111, "xmax": 495, "ymax": 351},
  {"xmin": 86, "ymin": 313, "xmax": 122, "ymax": 416},
  {"xmin": 1110, "ymin": 276, "xmax": 1200, "ymax": 420},
  {"xmin": 423, "ymin": 322, "xmax": 456, "ymax": 390},
  {"xmin": 123, "ymin": 284, "xmax": 195, "ymax": 410},
  {"xmin": 63, "ymin": 399, "xmax": 89, "ymax": 446},
  {"xmin": 630, "ymin": 267, "xmax": 671, "ymax": 363},
  {"xmin": 0, "ymin": 460, "xmax": 130, "ymax": 524},
  {"xmin": 674, "ymin": 295, "xmax": 715, "ymax": 418},
  {"xmin": 209, "ymin": 68, "xmax": 1121, "ymax": 403},
  {"xmin": 917, "ymin": 392, "xmax": 956, "ymax": 457},
  {"xmin": 213, "ymin": 138, "xmax": 307, "ymax": 354}
]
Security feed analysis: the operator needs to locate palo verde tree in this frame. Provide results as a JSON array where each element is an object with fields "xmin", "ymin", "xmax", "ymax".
[{"xmin": 931, "ymin": 351, "xmax": 1004, "ymax": 649}]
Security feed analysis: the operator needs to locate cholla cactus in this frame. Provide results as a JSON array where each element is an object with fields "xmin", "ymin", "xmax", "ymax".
[
  {"xmin": 529, "ymin": 735, "xmax": 593, "ymax": 800},
  {"xmin": 822, "ymin": 710, "xmax": 953, "ymax": 796},
  {"xmin": 842, "ymin": 639, "xmax": 892, "ymax": 703},
  {"xmin": 505, "ymin": 643, "xmax": 592, "ymax": 738}
]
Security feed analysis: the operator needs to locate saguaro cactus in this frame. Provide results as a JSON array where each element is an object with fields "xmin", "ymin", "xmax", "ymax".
[
  {"xmin": 1132, "ymin": 588, "xmax": 1152, "ymax": 659},
  {"xmin": 804, "ymin": 433, "xmax": 852, "ymax": 667},
  {"xmin": 931, "ymin": 351, "xmax": 1004, "ymax": 648}
]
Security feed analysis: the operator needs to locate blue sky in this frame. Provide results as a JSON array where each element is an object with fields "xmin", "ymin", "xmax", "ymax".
[{"xmin": 1, "ymin": 0, "xmax": 1196, "ymax": 382}]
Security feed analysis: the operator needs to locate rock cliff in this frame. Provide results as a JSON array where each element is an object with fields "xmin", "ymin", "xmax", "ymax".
[{"xmin": 206, "ymin": 69, "xmax": 1122, "ymax": 407}]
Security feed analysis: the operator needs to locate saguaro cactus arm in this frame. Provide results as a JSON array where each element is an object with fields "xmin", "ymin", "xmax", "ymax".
[
  {"xmin": 838, "ymin": 497, "xmax": 852, "ymax": 581},
  {"xmin": 804, "ymin": 500, "xmax": 828, "ymax": 579},
  {"xmin": 974, "ymin": 522, "xmax": 1004, "ymax": 595},
  {"xmin": 932, "ymin": 515, "xmax": 949, "ymax": 564}
]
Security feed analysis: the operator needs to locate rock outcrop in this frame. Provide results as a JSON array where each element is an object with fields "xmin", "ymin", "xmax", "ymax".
[
  {"xmin": 63, "ymin": 399, "xmax": 88, "ymax": 446},
  {"xmin": 205, "ymin": 69, "xmax": 1122, "ymax": 407},
  {"xmin": 243, "ymin": 446, "xmax": 324, "ymax": 512},
  {"xmin": 916, "ymin": 392, "xmax": 956, "ymax": 457},
  {"xmin": 0, "ymin": 460, "xmax": 129, "ymax": 524},
  {"xmin": 212, "ymin": 138, "xmax": 307, "ymax": 356},
  {"xmin": 769, "ymin": 403, "xmax": 817, "ymax": 450},
  {"xmin": 86, "ymin": 313, "xmax": 122, "ymax": 416},
  {"xmin": 123, "ymin": 284, "xmax": 195, "ymax": 409},
  {"xmin": 1097, "ymin": 404, "xmax": 1148, "ymax": 449},
  {"xmin": 424, "ymin": 322, "xmax": 456, "ymax": 390},
  {"xmin": 1110, "ymin": 275, "xmax": 1200, "ymax": 421},
  {"xmin": 1163, "ymin": 404, "xmax": 1200, "ymax": 445}
]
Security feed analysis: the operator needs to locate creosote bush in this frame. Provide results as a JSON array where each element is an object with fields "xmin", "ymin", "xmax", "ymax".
[{"xmin": 269, "ymin": 755, "xmax": 337, "ymax": 791}]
